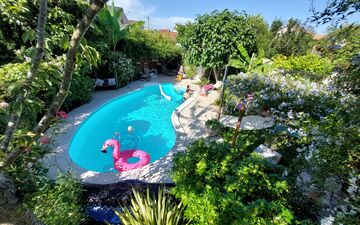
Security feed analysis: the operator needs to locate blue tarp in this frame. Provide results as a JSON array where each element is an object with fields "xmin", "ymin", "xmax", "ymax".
[{"xmin": 86, "ymin": 205, "xmax": 122, "ymax": 224}]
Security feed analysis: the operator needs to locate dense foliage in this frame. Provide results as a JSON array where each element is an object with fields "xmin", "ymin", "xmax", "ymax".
[
  {"xmin": 177, "ymin": 10, "xmax": 257, "ymax": 75},
  {"xmin": 247, "ymin": 15, "xmax": 271, "ymax": 53},
  {"xmin": 0, "ymin": 58, "xmax": 93, "ymax": 129},
  {"xmin": 96, "ymin": 2, "xmax": 129, "ymax": 51},
  {"xmin": 273, "ymin": 54, "xmax": 334, "ymax": 80},
  {"xmin": 0, "ymin": 0, "xmax": 89, "ymax": 64},
  {"xmin": 268, "ymin": 19, "xmax": 315, "ymax": 57},
  {"xmin": 318, "ymin": 24, "xmax": 360, "ymax": 94},
  {"xmin": 121, "ymin": 24, "xmax": 181, "ymax": 62},
  {"xmin": 30, "ymin": 173, "xmax": 85, "ymax": 225},
  {"xmin": 225, "ymin": 72, "xmax": 359, "ymax": 223},
  {"xmin": 172, "ymin": 138, "xmax": 300, "ymax": 224},
  {"xmin": 103, "ymin": 51, "xmax": 135, "ymax": 87}
]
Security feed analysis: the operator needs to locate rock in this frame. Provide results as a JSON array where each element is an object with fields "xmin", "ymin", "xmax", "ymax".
[{"xmin": 254, "ymin": 144, "xmax": 282, "ymax": 164}]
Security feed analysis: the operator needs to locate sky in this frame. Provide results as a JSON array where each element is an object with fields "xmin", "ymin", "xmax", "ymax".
[{"xmin": 113, "ymin": 0, "xmax": 360, "ymax": 34}]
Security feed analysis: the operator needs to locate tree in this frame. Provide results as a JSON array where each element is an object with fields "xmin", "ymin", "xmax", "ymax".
[
  {"xmin": 178, "ymin": 10, "xmax": 257, "ymax": 82},
  {"xmin": 96, "ymin": 1, "xmax": 130, "ymax": 51},
  {"xmin": 0, "ymin": 0, "xmax": 109, "ymax": 170},
  {"xmin": 268, "ymin": 18, "xmax": 314, "ymax": 57},
  {"xmin": 310, "ymin": 0, "xmax": 360, "ymax": 24},
  {"xmin": 0, "ymin": 0, "xmax": 48, "ymax": 154},
  {"xmin": 270, "ymin": 19, "xmax": 283, "ymax": 35},
  {"xmin": 247, "ymin": 15, "xmax": 271, "ymax": 52}
]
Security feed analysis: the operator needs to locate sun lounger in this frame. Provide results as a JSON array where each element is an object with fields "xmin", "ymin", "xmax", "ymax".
[{"xmin": 95, "ymin": 78, "xmax": 117, "ymax": 89}]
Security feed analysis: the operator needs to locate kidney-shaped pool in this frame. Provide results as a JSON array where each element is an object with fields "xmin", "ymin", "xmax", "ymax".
[{"xmin": 69, "ymin": 84, "xmax": 184, "ymax": 172}]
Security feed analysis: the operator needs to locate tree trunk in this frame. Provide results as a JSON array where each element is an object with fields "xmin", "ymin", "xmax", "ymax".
[
  {"xmin": 232, "ymin": 105, "xmax": 246, "ymax": 147},
  {"xmin": 0, "ymin": 0, "xmax": 48, "ymax": 153},
  {"xmin": 216, "ymin": 66, "xmax": 229, "ymax": 121},
  {"xmin": 213, "ymin": 68, "xmax": 219, "ymax": 83},
  {"xmin": 0, "ymin": 0, "xmax": 109, "ymax": 171},
  {"xmin": 34, "ymin": 0, "xmax": 108, "ymax": 134}
]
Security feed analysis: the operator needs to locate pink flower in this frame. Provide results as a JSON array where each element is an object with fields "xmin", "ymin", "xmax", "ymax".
[
  {"xmin": 40, "ymin": 136, "xmax": 51, "ymax": 145},
  {"xmin": 57, "ymin": 111, "xmax": 67, "ymax": 119},
  {"xmin": 246, "ymin": 93, "xmax": 254, "ymax": 102},
  {"xmin": 0, "ymin": 102, "xmax": 9, "ymax": 109}
]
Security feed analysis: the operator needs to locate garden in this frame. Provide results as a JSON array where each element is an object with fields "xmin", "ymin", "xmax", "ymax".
[{"xmin": 0, "ymin": 0, "xmax": 359, "ymax": 224}]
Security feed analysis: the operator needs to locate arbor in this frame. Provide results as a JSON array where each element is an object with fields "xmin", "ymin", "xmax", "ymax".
[{"xmin": 178, "ymin": 10, "xmax": 257, "ymax": 81}]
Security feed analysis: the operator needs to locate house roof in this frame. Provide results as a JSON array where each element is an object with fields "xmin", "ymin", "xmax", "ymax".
[{"xmin": 159, "ymin": 29, "xmax": 178, "ymax": 42}]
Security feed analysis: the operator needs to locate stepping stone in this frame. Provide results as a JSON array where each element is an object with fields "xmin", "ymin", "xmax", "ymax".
[
  {"xmin": 220, "ymin": 115, "xmax": 274, "ymax": 130},
  {"xmin": 254, "ymin": 144, "xmax": 282, "ymax": 164}
]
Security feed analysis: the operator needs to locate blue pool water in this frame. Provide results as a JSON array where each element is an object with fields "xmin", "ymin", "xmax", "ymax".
[{"xmin": 69, "ymin": 84, "xmax": 184, "ymax": 172}]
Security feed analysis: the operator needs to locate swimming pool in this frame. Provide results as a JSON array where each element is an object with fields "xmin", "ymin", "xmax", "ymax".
[{"xmin": 69, "ymin": 84, "xmax": 184, "ymax": 173}]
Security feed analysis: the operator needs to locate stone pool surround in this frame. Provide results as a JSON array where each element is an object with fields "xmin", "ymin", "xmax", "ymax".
[{"xmin": 42, "ymin": 76, "xmax": 197, "ymax": 184}]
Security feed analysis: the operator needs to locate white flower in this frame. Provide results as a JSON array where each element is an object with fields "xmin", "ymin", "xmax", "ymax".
[
  {"xmin": 287, "ymin": 110, "xmax": 294, "ymax": 119},
  {"xmin": 279, "ymin": 102, "xmax": 288, "ymax": 109},
  {"xmin": 261, "ymin": 94, "xmax": 269, "ymax": 100},
  {"xmin": 320, "ymin": 215, "xmax": 335, "ymax": 225},
  {"xmin": 272, "ymin": 93, "xmax": 280, "ymax": 100},
  {"xmin": 0, "ymin": 102, "xmax": 9, "ymax": 109},
  {"xmin": 295, "ymin": 98, "xmax": 304, "ymax": 105}
]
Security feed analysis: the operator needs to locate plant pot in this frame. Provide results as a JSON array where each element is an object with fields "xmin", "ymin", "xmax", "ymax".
[{"xmin": 205, "ymin": 126, "xmax": 220, "ymax": 137}]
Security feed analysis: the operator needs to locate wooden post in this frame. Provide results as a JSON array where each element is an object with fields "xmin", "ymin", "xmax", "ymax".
[{"xmin": 232, "ymin": 104, "xmax": 246, "ymax": 147}]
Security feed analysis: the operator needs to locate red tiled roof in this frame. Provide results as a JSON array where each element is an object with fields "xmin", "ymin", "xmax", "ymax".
[
  {"xmin": 314, "ymin": 34, "xmax": 326, "ymax": 40},
  {"xmin": 159, "ymin": 29, "xmax": 178, "ymax": 42}
]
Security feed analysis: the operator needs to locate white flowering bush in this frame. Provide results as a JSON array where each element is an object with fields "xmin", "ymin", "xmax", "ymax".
[
  {"xmin": 105, "ymin": 51, "xmax": 135, "ymax": 87},
  {"xmin": 225, "ymin": 72, "xmax": 360, "ymax": 222}
]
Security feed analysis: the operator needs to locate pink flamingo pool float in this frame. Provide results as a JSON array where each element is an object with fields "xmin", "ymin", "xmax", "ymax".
[{"xmin": 101, "ymin": 139, "xmax": 150, "ymax": 172}]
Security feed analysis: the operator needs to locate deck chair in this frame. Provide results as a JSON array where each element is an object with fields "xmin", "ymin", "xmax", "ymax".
[{"xmin": 139, "ymin": 67, "xmax": 151, "ymax": 81}]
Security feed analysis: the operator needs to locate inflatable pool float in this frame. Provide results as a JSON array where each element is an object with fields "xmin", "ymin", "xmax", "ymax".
[{"xmin": 101, "ymin": 139, "xmax": 150, "ymax": 172}]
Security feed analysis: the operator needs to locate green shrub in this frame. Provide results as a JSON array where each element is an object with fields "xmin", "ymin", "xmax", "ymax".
[
  {"xmin": 172, "ymin": 138, "xmax": 298, "ymax": 225},
  {"xmin": 116, "ymin": 188, "xmax": 187, "ymax": 225},
  {"xmin": 103, "ymin": 51, "xmax": 135, "ymax": 87},
  {"xmin": 184, "ymin": 64, "xmax": 196, "ymax": 78},
  {"xmin": 63, "ymin": 66, "xmax": 93, "ymax": 111},
  {"xmin": 0, "ymin": 61, "xmax": 61, "ymax": 129},
  {"xmin": 205, "ymin": 118, "xmax": 221, "ymax": 129},
  {"xmin": 273, "ymin": 54, "xmax": 334, "ymax": 80},
  {"xmin": 30, "ymin": 173, "xmax": 84, "ymax": 225},
  {"xmin": 0, "ymin": 59, "xmax": 94, "ymax": 129},
  {"xmin": 334, "ymin": 54, "xmax": 360, "ymax": 95},
  {"xmin": 122, "ymin": 25, "xmax": 181, "ymax": 62}
]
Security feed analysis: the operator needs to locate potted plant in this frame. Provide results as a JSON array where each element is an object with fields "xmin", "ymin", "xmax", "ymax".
[{"xmin": 205, "ymin": 119, "xmax": 221, "ymax": 137}]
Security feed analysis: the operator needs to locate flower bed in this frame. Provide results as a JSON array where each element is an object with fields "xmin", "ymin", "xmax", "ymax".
[{"xmin": 221, "ymin": 72, "xmax": 359, "ymax": 223}]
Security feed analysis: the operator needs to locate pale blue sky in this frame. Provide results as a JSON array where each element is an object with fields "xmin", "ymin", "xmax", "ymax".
[{"xmin": 114, "ymin": 0, "xmax": 360, "ymax": 34}]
